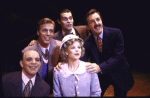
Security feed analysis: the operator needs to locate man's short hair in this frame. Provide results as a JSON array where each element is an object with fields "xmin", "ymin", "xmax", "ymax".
[
  {"xmin": 85, "ymin": 9, "xmax": 102, "ymax": 25},
  {"xmin": 37, "ymin": 18, "xmax": 55, "ymax": 31},
  {"xmin": 58, "ymin": 9, "xmax": 72, "ymax": 20}
]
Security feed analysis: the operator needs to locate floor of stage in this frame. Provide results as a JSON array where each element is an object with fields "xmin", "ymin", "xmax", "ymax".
[{"xmin": 103, "ymin": 70, "xmax": 150, "ymax": 97}]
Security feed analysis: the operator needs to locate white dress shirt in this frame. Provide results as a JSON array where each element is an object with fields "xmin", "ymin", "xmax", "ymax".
[
  {"xmin": 39, "ymin": 43, "xmax": 50, "ymax": 63},
  {"xmin": 22, "ymin": 71, "xmax": 36, "ymax": 92}
]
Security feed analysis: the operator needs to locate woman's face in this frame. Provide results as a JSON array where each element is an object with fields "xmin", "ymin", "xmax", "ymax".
[{"xmin": 66, "ymin": 41, "xmax": 81, "ymax": 61}]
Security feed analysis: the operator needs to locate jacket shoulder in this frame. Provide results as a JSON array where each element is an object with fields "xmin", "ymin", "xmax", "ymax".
[
  {"xmin": 53, "ymin": 39, "xmax": 62, "ymax": 46},
  {"xmin": 22, "ymin": 42, "xmax": 38, "ymax": 53},
  {"xmin": 2, "ymin": 71, "xmax": 21, "ymax": 84}
]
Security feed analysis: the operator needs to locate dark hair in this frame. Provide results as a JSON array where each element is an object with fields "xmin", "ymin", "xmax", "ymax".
[
  {"xmin": 37, "ymin": 18, "xmax": 55, "ymax": 31},
  {"xmin": 58, "ymin": 9, "xmax": 72, "ymax": 20},
  {"xmin": 85, "ymin": 9, "xmax": 102, "ymax": 25}
]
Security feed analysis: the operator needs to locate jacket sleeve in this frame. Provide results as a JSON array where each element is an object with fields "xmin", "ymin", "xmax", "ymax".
[
  {"xmin": 90, "ymin": 73, "xmax": 101, "ymax": 97},
  {"xmin": 53, "ymin": 71, "xmax": 62, "ymax": 97},
  {"xmin": 99, "ymin": 29, "xmax": 126, "ymax": 74}
]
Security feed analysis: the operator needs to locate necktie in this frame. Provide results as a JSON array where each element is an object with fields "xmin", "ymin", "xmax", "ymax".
[
  {"xmin": 42, "ymin": 49, "xmax": 49, "ymax": 60},
  {"xmin": 45, "ymin": 49, "xmax": 49, "ymax": 59},
  {"xmin": 23, "ymin": 80, "xmax": 31, "ymax": 97},
  {"xmin": 97, "ymin": 36, "xmax": 102, "ymax": 52},
  {"xmin": 65, "ymin": 32, "xmax": 73, "ymax": 36}
]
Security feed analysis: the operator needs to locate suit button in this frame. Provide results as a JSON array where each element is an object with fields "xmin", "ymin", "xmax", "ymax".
[{"xmin": 76, "ymin": 86, "xmax": 78, "ymax": 89}]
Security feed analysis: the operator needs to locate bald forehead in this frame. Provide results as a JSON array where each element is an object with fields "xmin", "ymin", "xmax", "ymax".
[{"xmin": 23, "ymin": 50, "xmax": 40, "ymax": 59}]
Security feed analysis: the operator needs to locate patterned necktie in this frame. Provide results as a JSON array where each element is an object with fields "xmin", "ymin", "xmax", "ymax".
[
  {"xmin": 23, "ymin": 80, "xmax": 31, "ymax": 97},
  {"xmin": 97, "ymin": 36, "xmax": 102, "ymax": 52},
  {"xmin": 42, "ymin": 49, "xmax": 49, "ymax": 60}
]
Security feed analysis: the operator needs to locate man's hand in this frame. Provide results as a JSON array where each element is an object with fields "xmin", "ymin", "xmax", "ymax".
[
  {"xmin": 85, "ymin": 62, "xmax": 101, "ymax": 74},
  {"xmin": 53, "ymin": 62, "xmax": 64, "ymax": 72},
  {"xmin": 28, "ymin": 40, "xmax": 37, "ymax": 46}
]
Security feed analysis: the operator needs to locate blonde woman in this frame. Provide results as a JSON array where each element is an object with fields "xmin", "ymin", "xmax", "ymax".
[{"xmin": 53, "ymin": 35, "xmax": 101, "ymax": 97}]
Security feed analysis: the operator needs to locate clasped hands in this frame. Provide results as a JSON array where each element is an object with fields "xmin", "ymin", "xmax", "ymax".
[{"xmin": 54, "ymin": 62, "xmax": 101, "ymax": 74}]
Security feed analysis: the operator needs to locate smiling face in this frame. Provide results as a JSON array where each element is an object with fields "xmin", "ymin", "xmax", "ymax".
[
  {"xmin": 66, "ymin": 41, "xmax": 81, "ymax": 61},
  {"xmin": 37, "ymin": 23, "xmax": 54, "ymax": 48},
  {"xmin": 58, "ymin": 12, "xmax": 74, "ymax": 33},
  {"xmin": 86, "ymin": 12, "xmax": 103, "ymax": 36},
  {"xmin": 20, "ymin": 50, "xmax": 41, "ymax": 79}
]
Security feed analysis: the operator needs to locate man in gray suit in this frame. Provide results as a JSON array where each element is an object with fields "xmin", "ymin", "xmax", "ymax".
[
  {"xmin": 53, "ymin": 9, "xmax": 89, "ymax": 40},
  {"xmin": 22, "ymin": 18, "xmax": 61, "ymax": 95},
  {"xmin": 2, "ymin": 49, "xmax": 50, "ymax": 97}
]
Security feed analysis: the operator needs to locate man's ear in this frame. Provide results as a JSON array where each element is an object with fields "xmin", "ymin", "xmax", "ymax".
[
  {"xmin": 57, "ymin": 19, "xmax": 61, "ymax": 25},
  {"xmin": 20, "ymin": 60, "xmax": 23, "ymax": 68}
]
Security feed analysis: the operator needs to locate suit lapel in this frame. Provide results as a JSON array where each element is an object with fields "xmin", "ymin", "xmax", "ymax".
[
  {"xmin": 89, "ymin": 35, "xmax": 101, "ymax": 64},
  {"xmin": 31, "ymin": 75, "xmax": 43, "ymax": 96},
  {"xmin": 48, "ymin": 39, "xmax": 56, "ymax": 72},
  {"xmin": 74, "ymin": 27, "xmax": 81, "ymax": 38},
  {"xmin": 102, "ymin": 26, "xmax": 110, "ymax": 53},
  {"xmin": 59, "ymin": 31, "xmax": 63, "ymax": 40},
  {"xmin": 37, "ymin": 42, "xmax": 44, "ymax": 77}
]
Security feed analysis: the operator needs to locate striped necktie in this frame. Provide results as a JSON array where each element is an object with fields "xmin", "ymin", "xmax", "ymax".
[{"xmin": 97, "ymin": 36, "xmax": 102, "ymax": 52}]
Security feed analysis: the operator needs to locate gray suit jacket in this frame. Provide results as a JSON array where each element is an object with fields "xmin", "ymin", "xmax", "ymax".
[
  {"xmin": 53, "ymin": 25, "xmax": 89, "ymax": 41},
  {"xmin": 22, "ymin": 39, "xmax": 62, "ymax": 80}
]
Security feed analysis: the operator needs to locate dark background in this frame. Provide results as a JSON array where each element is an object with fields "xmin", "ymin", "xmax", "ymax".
[{"xmin": 3, "ymin": 0, "xmax": 150, "ymax": 72}]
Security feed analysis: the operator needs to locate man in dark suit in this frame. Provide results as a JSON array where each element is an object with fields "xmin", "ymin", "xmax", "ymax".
[
  {"xmin": 2, "ymin": 49, "xmax": 50, "ymax": 97},
  {"xmin": 53, "ymin": 9, "xmax": 88, "ymax": 40},
  {"xmin": 80, "ymin": 9, "xmax": 134, "ymax": 97}
]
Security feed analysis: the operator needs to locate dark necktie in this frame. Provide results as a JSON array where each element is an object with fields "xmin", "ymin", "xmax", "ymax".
[
  {"xmin": 45, "ymin": 49, "xmax": 49, "ymax": 59},
  {"xmin": 42, "ymin": 49, "xmax": 49, "ymax": 60},
  {"xmin": 97, "ymin": 36, "xmax": 102, "ymax": 52},
  {"xmin": 65, "ymin": 32, "xmax": 73, "ymax": 36},
  {"xmin": 23, "ymin": 80, "xmax": 31, "ymax": 97}
]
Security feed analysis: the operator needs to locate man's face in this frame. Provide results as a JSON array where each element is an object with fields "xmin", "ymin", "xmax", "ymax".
[
  {"xmin": 58, "ymin": 12, "xmax": 74, "ymax": 32},
  {"xmin": 37, "ymin": 23, "xmax": 54, "ymax": 47},
  {"xmin": 86, "ymin": 12, "xmax": 103, "ymax": 36},
  {"xmin": 20, "ymin": 50, "xmax": 41, "ymax": 78}
]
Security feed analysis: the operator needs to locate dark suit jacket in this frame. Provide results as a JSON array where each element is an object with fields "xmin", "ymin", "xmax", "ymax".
[
  {"xmin": 80, "ymin": 26, "xmax": 134, "ymax": 91},
  {"xmin": 53, "ymin": 25, "xmax": 88, "ymax": 41},
  {"xmin": 2, "ymin": 71, "xmax": 50, "ymax": 97}
]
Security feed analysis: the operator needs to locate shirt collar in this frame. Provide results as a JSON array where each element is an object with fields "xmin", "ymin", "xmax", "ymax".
[
  {"xmin": 62, "ymin": 28, "xmax": 76, "ymax": 36},
  {"xmin": 39, "ymin": 43, "xmax": 50, "ymax": 54},
  {"xmin": 94, "ymin": 29, "xmax": 103, "ymax": 40},
  {"xmin": 22, "ymin": 71, "xmax": 36, "ymax": 86},
  {"xmin": 60, "ymin": 60, "xmax": 86, "ymax": 80}
]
